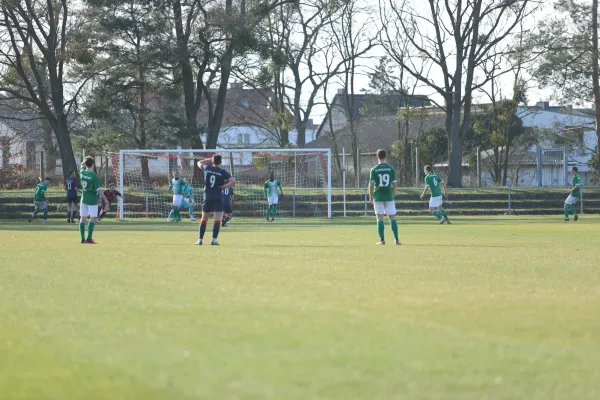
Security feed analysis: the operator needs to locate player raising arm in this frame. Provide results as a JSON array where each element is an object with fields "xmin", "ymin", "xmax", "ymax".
[
  {"xmin": 65, "ymin": 170, "xmax": 80, "ymax": 223},
  {"xmin": 97, "ymin": 183, "xmax": 122, "ymax": 222},
  {"xmin": 368, "ymin": 149, "xmax": 400, "ymax": 245},
  {"xmin": 29, "ymin": 177, "xmax": 51, "ymax": 224},
  {"xmin": 263, "ymin": 172, "xmax": 283, "ymax": 222},
  {"xmin": 196, "ymin": 155, "xmax": 235, "ymax": 245},
  {"xmin": 564, "ymin": 166, "xmax": 581, "ymax": 222},
  {"xmin": 420, "ymin": 165, "xmax": 451, "ymax": 224},
  {"xmin": 79, "ymin": 156, "xmax": 109, "ymax": 244},
  {"xmin": 167, "ymin": 171, "xmax": 186, "ymax": 223}
]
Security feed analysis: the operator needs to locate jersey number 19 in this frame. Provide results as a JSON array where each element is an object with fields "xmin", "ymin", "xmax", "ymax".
[{"xmin": 378, "ymin": 174, "xmax": 390, "ymax": 187}]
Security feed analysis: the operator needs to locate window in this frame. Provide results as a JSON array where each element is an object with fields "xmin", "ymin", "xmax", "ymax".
[
  {"xmin": 244, "ymin": 134, "xmax": 250, "ymax": 145},
  {"xmin": 237, "ymin": 134, "xmax": 243, "ymax": 144}
]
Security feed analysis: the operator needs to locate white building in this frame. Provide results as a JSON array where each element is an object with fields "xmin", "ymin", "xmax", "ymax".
[{"xmin": 480, "ymin": 103, "xmax": 597, "ymax": 186}]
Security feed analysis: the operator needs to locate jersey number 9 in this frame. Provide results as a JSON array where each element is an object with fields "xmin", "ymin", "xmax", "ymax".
[{"xmin": 209, "ymin": 175, "xmax": 216, "ymax": 187}]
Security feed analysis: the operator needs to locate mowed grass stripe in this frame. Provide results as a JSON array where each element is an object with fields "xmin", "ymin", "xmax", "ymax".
[{"xmin": 0, "ymin": 217, "xmax": 599, "ymax": 399}]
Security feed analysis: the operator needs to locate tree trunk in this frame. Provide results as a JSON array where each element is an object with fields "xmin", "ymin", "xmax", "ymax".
[
  {"xmin": 592, "ymin": 0, "xmax": 600, "ymax": 171},
  {"xmin": 206, "ymin": 45, "xmax": 233, "ymax": 149},
  {"xmin": 52, "ymin": 116, "xmax": 77, "ymax": 180},
  {"xmin": 173, "ymin": 0, "xmax": 203, "ymax": 148},
  {"xmin": 293, "ymin": 72, "xmax": 305, "ymax": 147},
  {"xmin": 503, "ymin": 140, "xmax": 510, "ymax": 186}
]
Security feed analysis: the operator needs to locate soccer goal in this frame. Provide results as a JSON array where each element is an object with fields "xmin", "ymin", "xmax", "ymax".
[{"xmin": 111, "ymin": 149, "xmax": 332, "ymax": 220}]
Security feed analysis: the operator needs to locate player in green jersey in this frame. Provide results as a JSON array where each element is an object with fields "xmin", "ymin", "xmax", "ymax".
[
  {"xmin": 564, "ymin": 166, "xmax": 581, "ymax": 221},
  {"xmin": 167, "ymin": 170, "xmax": 186, "ymax": 223},
  {"xmin": 263, "ymin": 172, "xmax": 283, "ymax": 222},
  {"xmin": 368, "ymin": 149, "xmax": 400, "ymax": 245},
  {"xmin": 420, "ymin": 165, "xmax": 451, "ymax": 224},
  {"xmin": 29, "ymin": 177, "xmax": 51, "ymax": 224},
  {"xmin": 79, "ymin": 156, "xmax": 109, "ymax": 244}
]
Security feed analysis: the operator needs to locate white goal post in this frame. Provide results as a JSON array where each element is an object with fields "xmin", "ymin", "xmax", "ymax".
[{"xmin": 114, "ymin": 148, "xmax": 332, "ymax": 220}]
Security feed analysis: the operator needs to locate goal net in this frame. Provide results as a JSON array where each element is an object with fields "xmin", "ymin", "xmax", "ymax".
[{"xmin": 110, "ymin": 149, "xmax": 332, "ymax": 221}]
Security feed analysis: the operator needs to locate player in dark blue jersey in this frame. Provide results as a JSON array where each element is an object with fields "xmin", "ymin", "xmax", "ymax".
[
  {"xmin": 222, "ymin": 187, "xmax": 234, "ymax": 227},
  {"xmin": 195, "ymin": 154, "xmax": 236, "ymax": 245},
  {"xmin": 64, "ymin": 170, "xmax": 80, "ymax": 223}
]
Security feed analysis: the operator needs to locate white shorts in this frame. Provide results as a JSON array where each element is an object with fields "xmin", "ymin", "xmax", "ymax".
[
  {"xmin": 374, "ymin": 201, "xmax": 396, "ymax": 216},
  {"xmin": 268, "ymin": 196, "xmax": 278, "ymax": 206},
  {"xmin": 173, "ymin": 194, "xmax": 183, "ymax": 207},
  {"xmin": 565, "ymin": 195, "xmax": 579, "ymax": 205},
  {"xmin": 80, "ymin": 203, "xmax": 99, "ymax": 218},
  {"xmin": 429, "ymin": 195, "xmax": 443, "ymax": 208}
]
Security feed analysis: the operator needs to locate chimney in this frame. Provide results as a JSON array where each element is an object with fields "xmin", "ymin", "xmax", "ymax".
[
  {"xmin": 337, "ymin": 89, "xmax": 346, "ymax": 95},
  {"xmin": 536, "ymin": 101, "xmax": 550, "ymax": 110}
]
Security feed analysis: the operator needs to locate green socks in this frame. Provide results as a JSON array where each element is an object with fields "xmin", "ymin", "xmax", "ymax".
[
  {"xmin": 266, "ymin": 207, "xmax": 271, "ymax": 220},
  {"xmin": 32, "ymin": 209, "xmax": 39, "ymax": 217},
  {"xmin": 564, "ymin": 205, "xmax": 569, "ymax": 219},
  {"xmin": 440, "ymin": 209, "xmax": 449, "ymax": 221},
  {"xmin": 272, "ymin": 205, "xmax": 277, "ymax": 219},
  {"xmin": 169, "ymin": 209, "xmax": 175, "ymax": 220},
  {"xmin": 43, "ymin": 208, "xmax": 48, "ymax": 220},
  {"xmin": 87, "ymin": 222, "xmax": 95, "ymax": 240},
  {"xmin": 390, "ymin": 220, "xmax": 399, "ymax": 240},
  {"xmin": 174, "ymin": 207, "xmax": 180, "ymax": 219},
  {"xmin": 189, "ymin": 208, "xmax": 194, "ymax": 217},
  {"xmin": 432, "ymin": 210, "xmax": 442, "ymax": 220},
  {"xmin": 79, "ymin": 222, "xmax": 85, "ymax": 241},
  {"xmin": 377, "ymin": 220, "xmax": 385, "ymax": 240},
  {"xmin": 569, "ymin": 204, "xmax": 577, "ymax": 215}
]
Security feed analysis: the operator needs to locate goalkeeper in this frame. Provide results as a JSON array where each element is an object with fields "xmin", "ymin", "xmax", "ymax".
[
  {"xmin": 263, "ymin": 172, "xmax": 283, "ymax": 222},
  {"xmin": 167, "ymin": 170, "xmax": 186, "ymax": 223},
  {"xmin": 180, "ymin": 183, "xmax": 197, "ymax": 221}
]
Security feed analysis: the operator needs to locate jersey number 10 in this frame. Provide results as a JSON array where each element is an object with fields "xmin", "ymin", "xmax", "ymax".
[{"xmin": 378, "ymin": 174, "xmax": 390, "ymax": 187}]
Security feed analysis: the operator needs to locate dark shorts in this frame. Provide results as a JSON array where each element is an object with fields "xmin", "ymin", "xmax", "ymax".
[
  {"xmin": 223, "ymin": 203, "xmax": 232, "ymax": 214},
  {"xmin": 202, "ymin": 198, "xmax": 223, "ymax": 213},
  {"xmin": 67, "ymin": 194, "xmax": 78, "ymax": 204}
]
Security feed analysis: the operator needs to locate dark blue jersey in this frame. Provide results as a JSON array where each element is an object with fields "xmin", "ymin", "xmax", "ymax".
[
  {"xmin": 64, "ymin": 178, "xmax": 79, "ymax": 196},
  {"xmin": 222, "ymin": 187, "xmax": 234, "ymax": 205},
  {"xmin": 202, "ymin": 164, "xmax": 232, "ymax": 200}
]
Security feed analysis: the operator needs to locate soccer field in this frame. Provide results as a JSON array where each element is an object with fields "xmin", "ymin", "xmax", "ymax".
[{"xmin": 0, "ymin": 216, "xmax": 599, "ymax": 400}]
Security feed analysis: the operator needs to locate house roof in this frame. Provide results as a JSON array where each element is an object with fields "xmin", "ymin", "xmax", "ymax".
[
  {"xmin": 316, "ymin": 91, "xmax": 432, "ymax": 137},
  {"xmin": 197, "ymin": 85, "xmax": 274, "ymax": 128},
  {"xmin": 0, "ymin": 96, "xmax": 46, "ymax": 141},
  {"xmin": 307, "ymin": 113, "xmax": 446, "ymax": 153}
]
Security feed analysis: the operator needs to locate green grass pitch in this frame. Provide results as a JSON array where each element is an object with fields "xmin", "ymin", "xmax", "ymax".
[{"xmin": 0, "ymin": 216, "xmax": 599, "ymax": 400}]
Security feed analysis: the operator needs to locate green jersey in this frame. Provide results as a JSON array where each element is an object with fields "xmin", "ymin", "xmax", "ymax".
[
  {"xmin": 80, "ymin": 167, "xmax": 101, "ymax": 205},
  {"xmin": 168, "ymin": 178, "xmax": 185, "ymax": 195},
  {"xmin": 571, "ymin": 174, "xmax": 581, "ymax": 197},
  {"xmin": 369, "ymin": 163, "xmax": 397, "ymax": 202},
  {"xmin": 264, "ymin": 179, "xmax": 282, "ymax": 197},
  {"xmin": 34, "ymin": 182, "xmax": 48, "ymax": 202},
  {"xmin": 425, "ymin": 173, "xmax": 443, "ymax": 197}
]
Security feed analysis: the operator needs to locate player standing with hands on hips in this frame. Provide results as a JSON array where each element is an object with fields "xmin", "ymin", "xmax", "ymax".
[
  {"xmin": 264, "ymin": 172, "xmax": 283, "ymax": 222},
  {"xmin": 368, "ymin": 149, "xmax": 401, "ymax": 245},
  {"xmin": 196, "ymin": 154, "xmax": 236, "ymax": 245},
  {"xmin": 420, "ymin": 165, "xmax": 451, "ymax": 224}
]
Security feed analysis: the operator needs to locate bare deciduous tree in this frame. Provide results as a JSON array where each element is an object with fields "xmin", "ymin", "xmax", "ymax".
[{"xmin": 379, "ymin": 0, "xmax": 539, "ymax": 186}]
